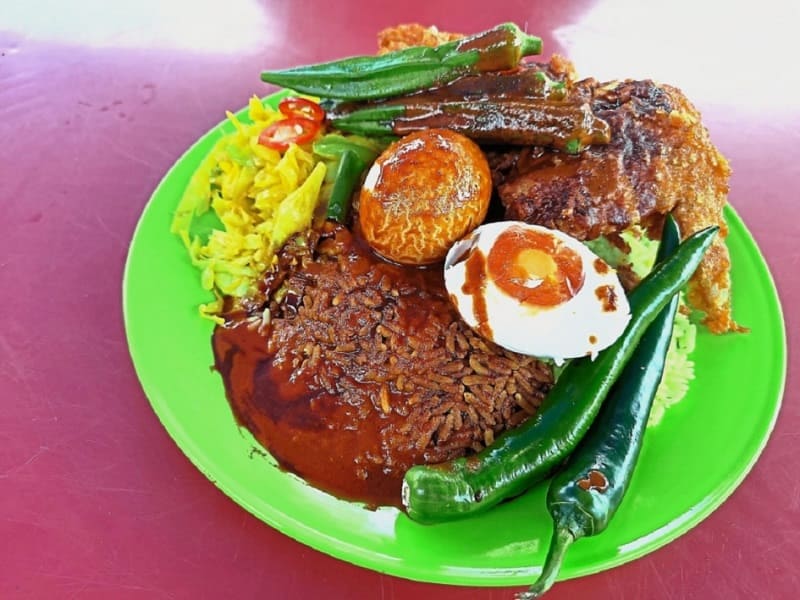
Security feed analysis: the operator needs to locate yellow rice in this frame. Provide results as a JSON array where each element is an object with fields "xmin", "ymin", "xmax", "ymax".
[{"xmin": 171, "ymin": 96, "xmax": 326, "ymax": 319}]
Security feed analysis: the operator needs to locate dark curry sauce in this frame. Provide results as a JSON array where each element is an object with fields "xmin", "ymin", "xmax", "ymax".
[
  {"xmin": 211, "ymin": 226, "xmax": 451, "ymax": 508},
  {"xmin": 211, "ymin": 224, "xmax": 552, "ymax": 509}
]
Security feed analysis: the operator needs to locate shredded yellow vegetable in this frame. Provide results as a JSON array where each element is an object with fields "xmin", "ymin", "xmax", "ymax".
[{"xmin": 171, "ymin": 96, "xmax": 326, "ymax": 320}]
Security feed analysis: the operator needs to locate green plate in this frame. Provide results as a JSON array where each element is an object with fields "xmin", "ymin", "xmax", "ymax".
[{"xmin": 123, "ymin": 96, "xmax": 786, "ymax": 586}]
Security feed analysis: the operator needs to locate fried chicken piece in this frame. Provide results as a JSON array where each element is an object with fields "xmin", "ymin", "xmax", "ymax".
[
  {"xmin": 376, "ymin": 24, "xmax": 463, "ymax": 54},
  {"xmin": 495, "ymin": 79, "xmax": 740, "ymax": 333},
  {"xmin": 373, "ymin": 26, "xmax": 739, "ymax": 333}
]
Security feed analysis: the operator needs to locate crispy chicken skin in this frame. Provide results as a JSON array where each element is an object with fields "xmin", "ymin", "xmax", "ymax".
[
  {"xmin": 376, "ymin": 24, "xmax": 462, "ymax": 54},
  {"xmin": 376, "ymin": 25, "xmax": 739, "ymax": 333}
]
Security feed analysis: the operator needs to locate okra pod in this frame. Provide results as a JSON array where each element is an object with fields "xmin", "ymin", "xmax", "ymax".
[
  {"xmin": 331, "ymin": 99, "xmax": 610, "ymax": 153},
  {"xmin": 260, "ymin": 23, "xmax": 542, "ymax": 101}
]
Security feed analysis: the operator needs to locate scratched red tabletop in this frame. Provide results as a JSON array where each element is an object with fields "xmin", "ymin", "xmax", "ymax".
[{"xmin": 2, "ymin": 1, "xmax": 798, "ymax": 598}]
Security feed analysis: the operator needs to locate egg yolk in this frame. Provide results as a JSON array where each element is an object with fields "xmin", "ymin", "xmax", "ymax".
[{"xmin": 487, "ymin": 225, "xmax": 585, "ymax": 307}]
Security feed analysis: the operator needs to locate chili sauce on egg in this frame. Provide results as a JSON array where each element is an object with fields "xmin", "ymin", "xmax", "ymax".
[{"xmin": 444, "ymin": 221, "xmax": 631, "ymax": 363}]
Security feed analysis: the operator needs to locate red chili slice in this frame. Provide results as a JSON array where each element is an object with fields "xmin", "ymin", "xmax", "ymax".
[
  {"xmin": 258, "ymin": 117, "xmax": 320, "ymax": 152},
  {"xmin": 278, "ymin": 97, "xmax": 325, "ymax": 123}
]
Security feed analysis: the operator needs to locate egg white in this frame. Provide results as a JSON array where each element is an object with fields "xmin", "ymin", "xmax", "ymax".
[{"xmin": 444, "ymin": 221, "xmax": 631, "ymax": 364}]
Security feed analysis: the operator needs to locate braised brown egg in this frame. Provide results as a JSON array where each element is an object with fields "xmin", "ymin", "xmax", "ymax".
[{"xmin": 358, "ymin": 128, "xmax": 491, "ymax": 265}]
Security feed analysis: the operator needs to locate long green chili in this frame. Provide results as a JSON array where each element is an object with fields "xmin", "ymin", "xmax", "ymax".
[
  {"xmin": 517, "ymin": 215, "xmax": 683, "ymax": 598},
  {"xmin": 402, "ymin": 223, "xmax": 717, "ymax": 524}
]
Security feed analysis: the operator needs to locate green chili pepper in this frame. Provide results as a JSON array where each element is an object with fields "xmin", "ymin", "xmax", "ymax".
[
  {"xmin": 312, "ymin": 134, "xmax": 385, "ymax": 224},
  {"xmin": 312, "ymin": 133, "xmax": 388, "ymax": 165},
  {"xmin": 401, "ymin": 223, "xmax": 718, "ymax": 524},
  {"xmin": 260, "ymin": 23, "xmax": 542, "ymax": 101},
  {"xmin": 324, "ymin": 149, "xmax": 364, "ymax": 224},
  {"xmin": 517, "ymin": 216, "xmax": 682, "ymax": 599}
]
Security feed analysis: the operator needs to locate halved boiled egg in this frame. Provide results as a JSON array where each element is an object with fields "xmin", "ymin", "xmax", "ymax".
[{"xmin": 444, "ymin": 221, "xmax": 631, "ymax": 363}]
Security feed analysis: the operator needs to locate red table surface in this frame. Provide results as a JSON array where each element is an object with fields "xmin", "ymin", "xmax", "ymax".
[{"xmin": 2, "ymin": 1, "xmax": 798, "ymax": 598}]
